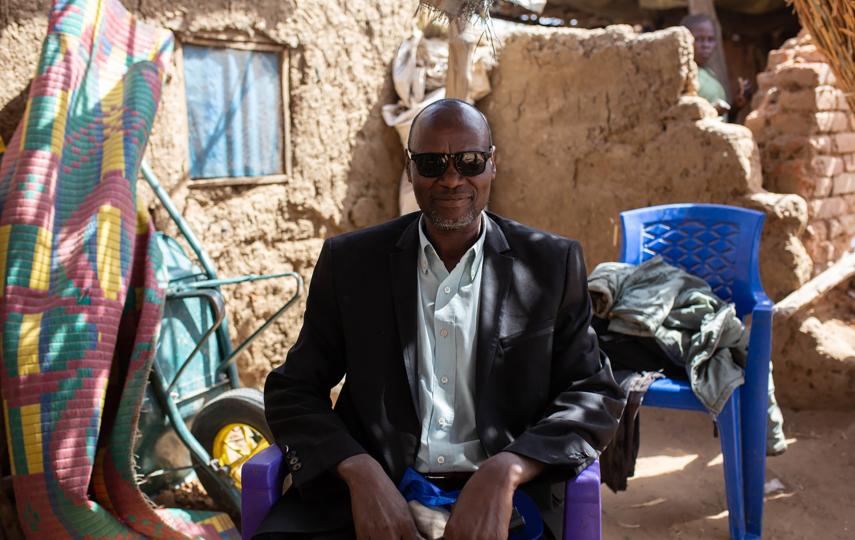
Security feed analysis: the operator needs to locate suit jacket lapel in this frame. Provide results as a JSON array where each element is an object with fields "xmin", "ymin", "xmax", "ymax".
[
  {"xmin": 476, "ymin": 215, "xmax": 514, "ymax": 404},
  {"xmin": 390, "ymin": 217, "xmax": 421, "ymax": 413}
]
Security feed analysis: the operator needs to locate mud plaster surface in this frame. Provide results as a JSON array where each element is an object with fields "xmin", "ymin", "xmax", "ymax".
[
  {"xmin": 772, "ymin": 278, "xmax": 855, "ymax": 410},
  {"xmin": 133, "ymin": 0, "xmax": 413, "ymax": 387},
  {"xmin": 482, "ymin": 25, "xmax": 766, "ymax": 268}
]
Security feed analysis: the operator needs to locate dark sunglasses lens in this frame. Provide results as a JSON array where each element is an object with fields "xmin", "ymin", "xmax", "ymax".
[
  {"xmin": 454, "ymin": 152, "xmax": 487, "ymax": 176},
  {"xmin": 412, "ymin": 154, "xmax": 449, "ymax": 177}
]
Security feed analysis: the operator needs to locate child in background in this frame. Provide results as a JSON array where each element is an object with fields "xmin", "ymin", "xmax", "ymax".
[{"xmin": 682, "ymin": 13, "xmax": 751, "ymax": 120}]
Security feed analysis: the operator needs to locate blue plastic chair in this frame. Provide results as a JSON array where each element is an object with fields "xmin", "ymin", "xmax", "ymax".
[
  {"xmin": 241, "ymin": 445, "xmax": 603, "ymax": 540},
  {"xmin": 619, "ymin": 203, "xmax": 773, "ymax": 540}
]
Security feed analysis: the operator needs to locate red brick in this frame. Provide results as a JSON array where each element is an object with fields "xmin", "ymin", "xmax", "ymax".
[
  {"xmin": 768, "ymin": 112, "xmax": 813, "ymax": 134},
  {"xmin": 765, "ymin": 135, "xmax": 817, "ymax": 161},
  {"xmin": 805, "ymin": 220, "xmax": 828, "ymax": 241},
  {"xmin": 780, "ymin": 37, "xmax": 799, "ymax": 50},
  {"xmin": 832, "ymin": 133, "xmax": 855, "ymax": 153},
  {"xmin": 840, "ymin": 214, "xmax": 855, "ymax": 236},
  {"xmin": 830, "ymin": 237, "xmax": 854, "ymax": 256},
  {"xmin": 804, "ymin": 236, "xmax": 834, "ymax": 268},
  {"xmin": 828, "ymin": 218, "xmax": 844, "ymax": 239},
  {"xmin": 812, "ymin": 155, "xmax": 844, "ymax": 176},
  {"xmin": 812, "ymin": 135, "xmax": 833, "ymax": 154},
  {"xmin": 768, "ymin": 111, "xmax": 850, "ymax": 134},
  {"xmin": 815, "ymin": 176, "xmax": 833, "ymax": 198},
  {"xmin": 767, "ymin": 49, "xmax": 794, "ymax": 69},
  {"xmin": 771, "ymin": 159, "xmax": 839, "ymax": 198},
  {"xmin": 794, "ymin": 45, "xmax": 828, "ymax": 63},
  {"xmin": 778, "ymin": 87, "xmax": 841, "ymax": 111},
  {"xmin": 774, "ymin": 63, "xmax": 835, "ymax": 89},
  {"xmin": 843, "ymin": 153, "xmax": 855, "ymax": 172},
  {"xmin": 755, "ymin": 72, "xmax": 776, "ymax": 95},
  {"xmin": 816, "ymin": 111, "xmax": 851, "ymax": 132},
  {"xmin": 832, "ymin": 172, "xmax": 855, "ymax": 195},
  {"xmin": 810, "ymin": 196, "xmax": 848, "ymax": 219}
]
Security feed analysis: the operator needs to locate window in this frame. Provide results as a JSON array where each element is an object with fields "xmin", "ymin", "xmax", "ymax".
[{"xmin": 180, "ymin": 39, "xmax": 291, "ymax": 187}]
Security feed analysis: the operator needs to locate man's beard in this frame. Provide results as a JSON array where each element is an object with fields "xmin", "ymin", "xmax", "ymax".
[{"xmin": 426, "ymin": 205, "xmax": 479, "ymax": 232}]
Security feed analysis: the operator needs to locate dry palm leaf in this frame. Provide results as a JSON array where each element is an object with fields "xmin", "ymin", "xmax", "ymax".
[{"xmin": 790, "ymin": 0, "xmax": 855, "ymax": 112}]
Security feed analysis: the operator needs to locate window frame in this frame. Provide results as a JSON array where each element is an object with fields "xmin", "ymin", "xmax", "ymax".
[{"xmin": 176, "ymin": 35, "xmax": 292, "ymax": 188}]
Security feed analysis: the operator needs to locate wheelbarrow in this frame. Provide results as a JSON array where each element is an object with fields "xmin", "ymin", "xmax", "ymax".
[{"xmin": 134, "ymin": 162, "xmax": 302, "ymax": 528}]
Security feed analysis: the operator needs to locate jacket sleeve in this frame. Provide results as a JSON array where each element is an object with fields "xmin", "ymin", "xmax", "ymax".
[
  {"xmin": 504, "ymin": 241, "xmax": 626, "ymax": 479},
  {"xmin": 264, "ymin": 238, "xmax": 366, "ymax": 491}
]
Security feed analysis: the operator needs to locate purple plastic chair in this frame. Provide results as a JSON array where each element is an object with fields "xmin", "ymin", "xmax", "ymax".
[
  {"xmin": 620, "ymin": 204, "xmax": 772, "ymax": 540},
  {"xmin": 241, "ymin": 445, "xmax": 602, "ymax": 540}
]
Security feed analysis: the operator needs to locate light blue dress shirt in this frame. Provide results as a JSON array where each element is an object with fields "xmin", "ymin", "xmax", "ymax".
[{"xmin": 414, "ymin": 214, "xmax": 489, "ymax": 473}]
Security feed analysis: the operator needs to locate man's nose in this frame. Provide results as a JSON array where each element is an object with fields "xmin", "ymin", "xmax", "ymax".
[{"xmin": 436, "ymin": 161, "xmax": 465, "ymax": 187}]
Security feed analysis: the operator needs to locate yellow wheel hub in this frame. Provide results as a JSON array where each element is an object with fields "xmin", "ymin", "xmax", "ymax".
[{"xmin": 211, "ymin": 423, "xmax": 270, "ymax": 489}]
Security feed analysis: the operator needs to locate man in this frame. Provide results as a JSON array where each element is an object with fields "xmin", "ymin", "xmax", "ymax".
[{"xmin": 260, "ymin": 99, "xmax": 625, "ymax": 539}]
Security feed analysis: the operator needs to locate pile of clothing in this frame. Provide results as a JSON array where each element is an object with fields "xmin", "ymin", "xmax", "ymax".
[{"xmin": 588, "ymin": 256, "xmax": 785, "ymax": 491}]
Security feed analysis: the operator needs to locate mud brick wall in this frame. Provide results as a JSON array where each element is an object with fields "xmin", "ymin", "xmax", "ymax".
[{"xmin": 747, "ymin": 32, "xmax": 855, "ymax": 272}]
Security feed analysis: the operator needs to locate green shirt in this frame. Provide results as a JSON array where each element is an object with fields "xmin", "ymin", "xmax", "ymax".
[{"xmin": 698, "ymin": 66, "xmax": 727, "ymax": 112}]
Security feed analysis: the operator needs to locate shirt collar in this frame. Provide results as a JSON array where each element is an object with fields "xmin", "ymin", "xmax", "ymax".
[{"xmin": 418, "ymin": 213, "xmax": 488, "ymax": 281}]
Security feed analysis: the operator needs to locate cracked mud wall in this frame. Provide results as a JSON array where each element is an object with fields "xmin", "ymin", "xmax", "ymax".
[
  {"xmin": 482, "ymin": 25, "xmax": 772, "ymax": 271},
  {"xmin": 0, "ymin": 0, "xmax": 412, "ymax": 387}
]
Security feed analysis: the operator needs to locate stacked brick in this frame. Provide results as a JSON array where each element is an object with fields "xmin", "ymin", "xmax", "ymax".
[{"xmin": 746, "ymin": 32, "xmax": 855, "ymax": 272}]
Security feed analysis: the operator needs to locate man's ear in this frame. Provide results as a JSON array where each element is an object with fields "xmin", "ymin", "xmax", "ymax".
[{"xmin": 405, "ymin": 157, "xmax": 413, "ymax": 184}]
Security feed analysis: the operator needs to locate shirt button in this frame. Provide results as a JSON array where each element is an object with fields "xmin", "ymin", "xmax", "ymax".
[
  {"xmin": 438, "ymin": 417, "xmax": 447, "ymax": 426},
  {"xmin": 440, "ymin": 375, "xmax": 449, "ymax": 384},
  {"xmin": 443, "ymin": 286, "xmax": 451, "ymax": 294},
  {"xmin": 440, "ymin": 328, "xmax": 448, "ymax": 337},
  {"xmin": 437, "ymin": 456, "xmax": 445, "ymax": 464}
]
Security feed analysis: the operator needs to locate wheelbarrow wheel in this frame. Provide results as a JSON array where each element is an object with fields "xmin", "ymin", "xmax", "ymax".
[{"xmin": 191, "ymin": 387, "xmax": 273, "ymax": 528}]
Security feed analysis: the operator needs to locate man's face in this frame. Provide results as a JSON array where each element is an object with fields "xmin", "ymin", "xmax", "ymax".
[
  {"xmin": 690, "ymin": 21, "xmax": 716, "ymax": 67},
  {"xmin": 407, "ymin": 112, "xmax": 495, "ymax": 232}
]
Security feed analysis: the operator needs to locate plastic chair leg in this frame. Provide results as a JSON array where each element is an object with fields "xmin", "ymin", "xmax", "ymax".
[
  {"xmin": 717, "ymin": 393, "xmax": 746, "ymax": 540},
  {"xmin": 741, "ymin": 367, "xmax": 771, "ymax": 538}
]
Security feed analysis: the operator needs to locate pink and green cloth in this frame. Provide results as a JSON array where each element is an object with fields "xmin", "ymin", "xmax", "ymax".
[{"xmin": 0, "ymin": 0, "xmax": 237, "ymax": 537}]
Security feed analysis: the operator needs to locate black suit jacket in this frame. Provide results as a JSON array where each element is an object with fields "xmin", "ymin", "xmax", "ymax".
[{"xmin": 263, "ymin": 212, "xmax": 624, "ymax": 521}]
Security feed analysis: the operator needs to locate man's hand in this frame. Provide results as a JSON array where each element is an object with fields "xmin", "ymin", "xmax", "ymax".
[
  {"xmin": 443, "ymin": 452, "xmax": 545, "ymax": 540},
  {"xmin": 336, "ymin": 454, "xmax": 424, "ymax": 540},
  {"xmin": 734, "ymin": 76, "xmax": 752, "ymax": 109}
]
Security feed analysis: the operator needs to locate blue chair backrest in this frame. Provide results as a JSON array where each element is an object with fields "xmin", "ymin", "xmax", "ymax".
[{"xmin": 619, "ymin": 204, "xmax": 765, "ymax": 318}]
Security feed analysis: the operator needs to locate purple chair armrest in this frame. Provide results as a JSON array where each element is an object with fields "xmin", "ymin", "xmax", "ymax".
[
  {"xmin": 242, "ymin": 445, "xmax": 287, "ymax": 540},
  {"xmin": 241, "ymin": 448, "xmax": 600, "ymax": 540},
  {"xmin": 563, "ymin": 460, "xmax": 601, "ymax": 540}
]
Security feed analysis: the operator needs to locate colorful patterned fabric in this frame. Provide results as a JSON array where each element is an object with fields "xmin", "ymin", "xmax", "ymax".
[{"xmin": 0, "ymin": 1, "xmax": 238, "ymax": 538}]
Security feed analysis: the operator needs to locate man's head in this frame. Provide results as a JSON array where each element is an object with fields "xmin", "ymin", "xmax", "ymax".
[
  {"xmin": 681, "ymin": 13, "xmax": 716, "ymax": 68},
  {"xmin": 406, "ymin": 98, "xmax": 495, "ymax": 233}
]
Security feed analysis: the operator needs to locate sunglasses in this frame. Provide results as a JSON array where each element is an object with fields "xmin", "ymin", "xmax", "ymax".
[{"xmin": 407, "ymin": 147, "xmax": 494, "ymax": 178}]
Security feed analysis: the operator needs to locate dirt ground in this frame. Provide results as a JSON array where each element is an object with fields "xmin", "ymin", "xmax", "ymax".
[
  {"xmin": 603, "ymin": 407, "xmax": 854, "ymax": 539},
  {"xmin": 152, "ymin": 406, "xmax": 854, "ymax": 538}
]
